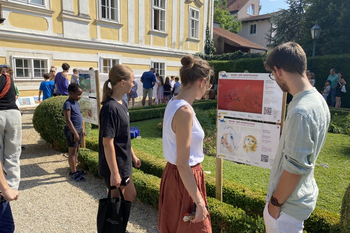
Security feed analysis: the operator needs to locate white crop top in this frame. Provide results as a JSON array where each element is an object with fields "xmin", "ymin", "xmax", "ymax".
[{"xmin": 162, "ymin": 98, "xmax": 205, "ymax": 166}]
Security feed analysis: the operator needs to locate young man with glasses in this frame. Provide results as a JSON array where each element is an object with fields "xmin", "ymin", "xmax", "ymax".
[{"xmin": 263, "ymin": 42, "xmax": 330, "ymax": 233}]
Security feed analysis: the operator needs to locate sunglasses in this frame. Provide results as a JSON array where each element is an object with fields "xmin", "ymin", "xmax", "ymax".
[
  {"xmin": 0, "ymin": 65, "xmax": 9, "ymax": 68},
  {"xmin": 50, "ymin": 70, "xmax": 56, "ymax": 73}
]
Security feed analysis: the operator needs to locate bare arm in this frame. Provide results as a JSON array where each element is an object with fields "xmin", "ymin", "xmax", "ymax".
[
  {"xmin": 0, "ymin": 161, "xmax": 19, "ymax": 201},
  {"xmin": 174, "ymin": 106, "xmax": 208, "ymax": 223},
  {"xmin": 38, "ymin": 90, "xmax": 42, "ymax": 101},
  {"xmin": 131, "ymin": 147, "xmax": 141, "ymax": 168},
  {"xmin": 103, "ymin": 137, "xmax": 121, "ymax": 187},
  {"xmin": 268, "ymin": 170, "xmax": 301, "ymax": 219}
]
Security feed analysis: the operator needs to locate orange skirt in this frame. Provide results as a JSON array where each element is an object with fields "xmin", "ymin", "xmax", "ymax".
[{"xmin": 158, "ymin": 162, "xmax": 212, "ymax": 233}]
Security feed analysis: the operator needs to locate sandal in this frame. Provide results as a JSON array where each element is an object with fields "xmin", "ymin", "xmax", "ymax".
[
  {"xmin": 70, "ymin": 172, "xmax": 86, "ymax": 182},
  {"xmin": 69, "ymin": 170, "xmax": 85, "ymax": 176}
]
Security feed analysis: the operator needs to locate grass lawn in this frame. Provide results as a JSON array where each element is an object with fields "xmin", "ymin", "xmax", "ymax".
[{"xmin": 90, "ymin": 118, "xmax": 350, "ymax": 216}]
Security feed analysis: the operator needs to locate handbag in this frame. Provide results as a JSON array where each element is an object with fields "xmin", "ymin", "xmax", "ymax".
[
  {"xmin": 341, "ymin": 84, "xmax": 346, "ymax": 93},
  {"xmin": 97, "ymin": 187, "xmax": 132, "ymax": 233}
]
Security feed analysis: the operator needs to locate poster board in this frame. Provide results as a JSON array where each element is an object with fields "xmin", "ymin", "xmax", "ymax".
[
  {"xmin": 217, "ymin": 118, "xmax": 280, "ymax": 169},
  {"xmin": 78, "ymin": 70, "xmax": 101, "ymax": 126},
  {"xmin": 79, "ymin": 70, "xmax": 97, "ymax": 98},
  {"xmin": 215, "ymin": 72, "xmax": 286, "ymax": 201},
  {"xmin": 217, "ymin": 73, "xmax": 283, "ymax": 123}
]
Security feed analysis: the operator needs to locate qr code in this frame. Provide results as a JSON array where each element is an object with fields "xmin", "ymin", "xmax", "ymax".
[
  {"xmin": 264, "ymin": 107, "xmax": 272, "ymax": 115},
  {"xmin": 261, "ymin": 154, "xmax": 269, "ymax": 162}
]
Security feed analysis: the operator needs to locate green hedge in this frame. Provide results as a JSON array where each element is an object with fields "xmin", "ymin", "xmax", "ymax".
[
  {"xmin": 208, "ymin": 58, "xmax": 267, "ymax": 84},
  {"xmin": 32, "ymin": 96, "xmax": 91, "ymax": 152},
  {"xmin": 208, "ymin": 53, "xmax": 350, "ymax": 108},
  {"xmin": 80, "ymin": 144, "xmax": 340, "ymax": 232},
  {"xmin": 129, "ymin": 100, "xmax": 217, "ymax": 122},
  {"xmin": 340, "ymin": 182, "xmax": 350, "ymax": 232},
  {"xmin": 77, "ymin": 148, "xmax": 265, "ymax": 232}
]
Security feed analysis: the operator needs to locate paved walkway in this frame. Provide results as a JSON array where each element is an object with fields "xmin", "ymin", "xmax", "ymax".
[{"xmin": 11, "ymin": 108, "xmax": 159, "ymax": 233}]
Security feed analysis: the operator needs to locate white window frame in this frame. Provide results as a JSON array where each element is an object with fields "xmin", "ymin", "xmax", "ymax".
[
  {"xmin": 100, "ymin": 58, "xmax": 120, "ymax": 74},
  {"xmin": 152, "ymin": 0, "xmax": 167, "ymax": 32},
  {"xmin": 151, "ymin": 61, "xmax": 166, "ymax": 78},
  {"xmin": 189, "ymin": 7, "xmax": 200, "ymax": 39},
  {"xmin": 10, "ymin": 0, "xmax": 47, "ymax": 8},
  {"xmin": 249, "ymin": 24, "xmax": 257, "ymax": 35},
  {"xmin": 99, "ymin": 0, "xmax": 120, "ymax": 22},
  {"xmin": 12, "ymin": 56, "xmax": 49, "ymax": 80},
  {"xmin": 247, "ymin": 4, "xmax": 255, "ymax": 15}
]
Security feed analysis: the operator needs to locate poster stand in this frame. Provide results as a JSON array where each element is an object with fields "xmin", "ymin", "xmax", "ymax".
[
  {"xmin": 215, "ymin": 72, "xmax": 287, "ymax": 202},
  {"xmin": 81, "ymin": 70, "xmax": 102, "ymax": 148}
]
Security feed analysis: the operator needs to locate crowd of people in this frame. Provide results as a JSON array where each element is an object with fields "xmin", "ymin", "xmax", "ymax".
[
  {"xmin": 306, "ymin": 68, "xmax": 347, "ymax": 108},
  {"xmin": 0, "ymin": 42, "xmax": 336, "ymax": 233},
  {"xmin": 139, "ymin": 68, "xmax": 182, "ymax": 107}
]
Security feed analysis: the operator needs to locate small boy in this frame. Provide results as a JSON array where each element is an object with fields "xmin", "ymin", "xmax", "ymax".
[
  {"xmin": 63, "ymin": 83, "xmax": 85, "ymax": 182},
  {"xmin": 322, "ymin": 80, "xmax": 331, "ymax": 102},
  {"xmin": 70, "ymin": 68, "xmax": 79, "ymax": 84},
  {"xmin": 38, "ymin": 73, "xmax": 55, "ymax": 102}
]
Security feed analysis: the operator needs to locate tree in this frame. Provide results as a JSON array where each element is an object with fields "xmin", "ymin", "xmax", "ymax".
[
  {"xmin": 214, "ymin": 0, "xmax": 242, "ymax": 33},
  {"xmin": 268, "ymin": 0, "xmax": 310, "ymax": 47},
  {"xmin": 204, "ymin": 25, "xmax": 216, "ymax": 55},
  {"xmin": 269, "ymin": 0, "xmax": 350, "ymax": 56}
]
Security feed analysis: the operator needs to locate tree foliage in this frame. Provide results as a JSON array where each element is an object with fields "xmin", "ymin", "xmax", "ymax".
[
  {"xmin": 269, "ymin": 0, "xmax": 350, "ymax": 56},
  {"xmin": 214, "ymin": 0, "xmax": 242, "ymax": 33},
  {"xmin": 204, "ymin": 25, "xmax": 216, "ymax": 55}
]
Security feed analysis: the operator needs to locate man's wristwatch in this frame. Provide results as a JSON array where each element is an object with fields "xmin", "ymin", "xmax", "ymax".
[{"xmin": 270, "ymin": 195, "xmax": 283, "ymax": 207}]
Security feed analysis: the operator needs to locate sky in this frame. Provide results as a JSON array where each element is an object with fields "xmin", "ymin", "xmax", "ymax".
[{"xmin": 259, "ymin": 0, "xmax": 289, "ymax": 15}]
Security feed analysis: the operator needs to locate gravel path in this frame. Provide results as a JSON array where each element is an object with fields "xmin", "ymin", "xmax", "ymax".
[{"xmin": 11, "ymin": 108, "xmax": 159, "ymax": 233}]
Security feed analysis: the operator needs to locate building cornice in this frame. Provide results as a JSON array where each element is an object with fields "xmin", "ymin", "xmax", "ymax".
[
  {"xmin": 0, "ymin": 1, "xmax": 54, "ymax": 17},
  {"xmin": 0, "ymin": 29, "xmax": 192, "ymax": 57},
  {"xmin": 185, "ymin": 0, "xmax": 204, "ymax": 7},
  {"xmin": 61, "ymin": 11, "xmax": 91, "ymax": 23}
]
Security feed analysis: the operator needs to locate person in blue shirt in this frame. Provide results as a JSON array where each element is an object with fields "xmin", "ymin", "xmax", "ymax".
[
  {"xmin": 140, "ymin": 68, "xmax": 156, "ymax": 106},
  {"xmin": 63, "ymin": 83, "xmax": 85, "ymax": 182},
  {"xmin": 38, "ymin": 73, "xmax": 55, "ymax": 102},
  {"xmin": 327, "ymin": 68, "xmax": 339, "ymax": 107},
  {"xmin": 173, "ymin": 77, "xmax": 181, "ymax": 96}
]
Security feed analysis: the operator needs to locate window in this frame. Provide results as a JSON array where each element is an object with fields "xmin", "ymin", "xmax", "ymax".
[
  {"xmin": 152, "ymin": 62, "xmax": 165, "ymax": 77},
  {"xmin": 189, "ymin": 8, "xmax": 200, "ymax": 39},
  {"xmin": 101, "ymin": 0, "xmax": 119, "ymax": 21},
  {"xmin": 102, "ymin": 59, "xmax": 119, "ymax": 73},
  {"xmin": 250, "ymin": 24, "xmax": 257, "ymax": 35},
  {"xmin": 247, "ymin": 4, "xmax": 255, "ymax": 15},
  {"xmin": 14, "ymin": 58, "xmax": 48, "ymax": 79},
  {"xmin": 153, "ymin": 0, "xmax": 166, "ymax": 31},
  {"xmin": 13, "ymin": 0, "xmax": 45, "ymax": 6}
]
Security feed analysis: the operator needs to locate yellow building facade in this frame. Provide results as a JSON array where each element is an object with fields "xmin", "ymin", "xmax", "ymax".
[{"xmin": 0, "ymin": 0, "xmax": 214, "ymax": 96}]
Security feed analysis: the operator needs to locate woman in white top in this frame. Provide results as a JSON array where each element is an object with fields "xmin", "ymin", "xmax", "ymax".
[{"xmin": 158, "ymin": 55, "xmax": 213, "ymax": 233}]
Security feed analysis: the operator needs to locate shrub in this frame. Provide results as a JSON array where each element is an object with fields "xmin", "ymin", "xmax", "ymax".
[
  {"xmin": 33, "ymin": 96, "xmax": 92, "ymax": 152},
  {"xmin": 77, "ymin": 148, "xmax": 266, "ymax": 233},
  {"xmin": 129, "ymin": 100, "xmax": 217, "ymax": 122},
  {"xmin": 340, "ymin": 182, "xmax": 350, "ymax": 232},
  {"xmin": 79, "ymin": 147, "xmax": 340, "ymax": 232}
]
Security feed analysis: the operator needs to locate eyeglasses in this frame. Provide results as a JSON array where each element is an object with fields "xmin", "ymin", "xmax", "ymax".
[{"xmin": 269, "ymin": 73, "xmax": 275, "ymax": 81}]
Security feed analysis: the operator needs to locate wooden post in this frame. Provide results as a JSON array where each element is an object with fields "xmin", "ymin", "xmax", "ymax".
[
  {"xmin": 95, "ymin": 70, "xmax": 102, "ymax": 129},
  {"xmin": 216, "ymin": 74, "xmax": 224, "ymax": 202},
  {"xmin": 81, "ymin": 121, "xmax": 86, "ymax": 148},
  {"xmin": 216, "ymin": 157, "xmax": 223, "ymax": 201},
  {"xmin": 280, "ymin": 92, "xmax": 288, "ymax": 133}
]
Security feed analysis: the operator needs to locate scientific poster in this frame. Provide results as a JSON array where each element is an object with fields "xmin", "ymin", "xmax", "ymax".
[
  {"xmin": 217, "ymin": 118, "xmax": 280, "ymax": 169},
  {"xmin": 80, "ymin": 98, "xmax": 98, "ymax": 125},
  {"xmin": 218, "ymin": 73, "xmax": 283, "ymax": 123},
  {"xmin": 79, "ymin": 70, "xmax": 97, "ymax": 98}
]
